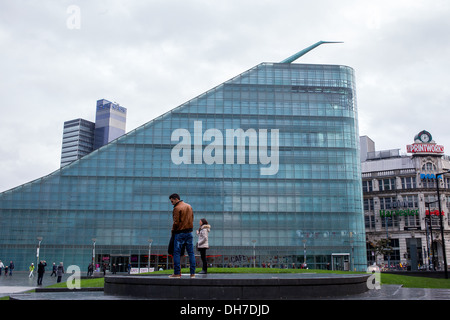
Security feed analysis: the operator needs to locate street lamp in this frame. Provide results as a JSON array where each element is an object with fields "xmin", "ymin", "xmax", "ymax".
[
  {"xmin": 302, "ymin": 239, "xmax": 307, "ymax": 267},
  {"xmin": 425, "ymin": 201, "xmax": 438, "ymax": 270},
  {"xmin": 252, "ymin": 240, "xmax": 256, "ymax": 268},
  {"xmin": 350, "ymin": 240, "xmax": 354, "ymax": 271},
  {"xmin": 435, "ymin": 170, "xmax": 449, "ymax": 279},
  {"xmin": 92, "ymin": 238, "xmax": 96, "ymax": 271},
  {"xmin": 148, "ymin": 239, "xmax": 153, "ymax": 269},
  {"xmin": 36, "ymin": 237, "xmax": 43, "ymax": 273}
]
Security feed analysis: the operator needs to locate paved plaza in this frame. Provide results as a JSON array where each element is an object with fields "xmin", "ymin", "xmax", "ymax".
[
  {"xmin": 0, "ymin": 271, "xmax": 68, "ymax": 297},
  {"xmin": 1, "ymin": 271, "xmax": 450, "ymax": 300}
]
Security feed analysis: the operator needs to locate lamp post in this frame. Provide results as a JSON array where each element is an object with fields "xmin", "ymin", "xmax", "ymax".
[
  {"xmin": 92, "ymin": 238, "xmax": 96, "ymax": 271},
  {"xmin": 302, "ymin": 239, "xmax": 307, "ymax": 268},
  {"xmin": 350, "ymin": 240, "xmax": 354, "ymax": 271},
  {"xmin": 148, "ymin": 239, "xmax": 153, "ymax": 269},
  {"xmin": 252, "ymin": 240, "xmax": 256, "ymax": 268},
  {"xmin": 383, "ymin": 211, "xmax": 391, "ymax": 269},
  {"xmin": 36, "ymin": 237, "xmax": 43, "ymax": 274},
  {"xmin": 435, "ymin": 170, "xmax": 449, "ymax": 279},
  {"xmin": 425, "ymin": 201, "xmax": 438, "ymax": 270}
]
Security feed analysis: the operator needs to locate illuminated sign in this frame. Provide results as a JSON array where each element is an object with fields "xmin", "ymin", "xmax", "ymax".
[
  {"xmin": 420, "ymin": 174, "xmax": 443, "ymax": 180},
  {"xmin": 379, "ymin": 209, "xmax": 445, "ymax": 217},
  {"xmin": 425, "ymin": 209, "xmax": 445, "ymax": 216},
  {"xmin": 379, "ymin": 209, "xmax": 418, "ymax": 217},
  {"xmin": 407, "ymin": 130, "xmax": 444, "ymax": 154},
  {"xmin": 407, "ymin": 143, "xmax": 444, "ymax": 154}
]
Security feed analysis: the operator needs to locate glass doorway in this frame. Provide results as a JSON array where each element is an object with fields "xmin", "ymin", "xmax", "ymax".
[
  {"xmin": 110, "ymin": 255, "xmax": 129, "ymax": 273},
  {"xmin": 331, "ymin": 253, "xmax": 350, "ymax": 271}
]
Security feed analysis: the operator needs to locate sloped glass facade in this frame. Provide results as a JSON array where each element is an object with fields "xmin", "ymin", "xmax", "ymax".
[{"xmin": 0, "ymin": 62, "xmax": 367, "ymax": 271}]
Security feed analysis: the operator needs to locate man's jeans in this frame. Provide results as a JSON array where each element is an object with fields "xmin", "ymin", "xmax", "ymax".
[{"xmin": 173, "ymin": 232, "xmax": 196, "ymax": 275}]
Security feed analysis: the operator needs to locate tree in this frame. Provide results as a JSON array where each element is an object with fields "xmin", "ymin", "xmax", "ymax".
[{"xmin": 371, "ymin": 239, "xmax": 393, "ymax": 265}]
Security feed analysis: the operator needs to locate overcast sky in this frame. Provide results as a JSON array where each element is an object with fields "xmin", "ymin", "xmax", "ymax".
[{"xmin": 1, "ymin": 0, "xmax": 450, "ymax": 192}]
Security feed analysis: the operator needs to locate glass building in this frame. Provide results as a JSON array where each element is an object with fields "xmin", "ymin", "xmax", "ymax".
[{"xmin": 0, "ymin": 45, "xmax": 367, "ymax": 272}]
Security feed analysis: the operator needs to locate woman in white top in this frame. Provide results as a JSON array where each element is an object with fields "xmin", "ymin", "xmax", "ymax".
[{"xmin": 196, "ymin": 218, "xmax": 211, "ymax": 274}]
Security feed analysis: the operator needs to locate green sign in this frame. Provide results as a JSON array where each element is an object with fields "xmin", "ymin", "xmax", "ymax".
[{"xmin": 379, "ymin": 209, "xmax": 419, "ymax": 217}]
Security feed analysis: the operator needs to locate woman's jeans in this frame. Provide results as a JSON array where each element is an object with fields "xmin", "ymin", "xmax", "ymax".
[
  {"xmin": 173, "ymin": 232, "xmax": 196, "ymax": 275},
  {"xmin": 199, "ymin": 248, "xmax": 207, "ymax": 272}
]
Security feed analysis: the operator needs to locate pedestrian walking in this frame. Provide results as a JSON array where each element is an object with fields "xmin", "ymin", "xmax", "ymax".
[
  {"xmin": 168, "ymin": 193, "xmax": 196, "ymax": 278},
  {"xmin": 56, "ymin": 262, "xmax": 64, "ymax": 283},
  {"xmin": 0, "ymin": 260, "xmax": 4, "ymax": 276},
  {"xmin": 37, "ymin": 260, "xmax": 47, "ymax": 285},
  {"xmin": 196, "ymin": 218, "xmax": 211, "ymax": 274},
  {"xmin": 50, "ymin": 262, "xmax": 57, "ymax": 277},
  {"xmin": 9, "ymin": 261, "xmax": 14, "ymax": 276},
  {"xmin": 29, "ymin": 263, "xmax": 35, "ymax": 278}
]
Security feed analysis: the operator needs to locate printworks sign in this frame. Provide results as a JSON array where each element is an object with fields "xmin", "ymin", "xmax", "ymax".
[
  {"xmin": 407, "ymin": 144, "xmax": 444, "ymax": 154},
  {"xmin": 406, "ymin": 130, "xmax": 444, "ymax": 155}
]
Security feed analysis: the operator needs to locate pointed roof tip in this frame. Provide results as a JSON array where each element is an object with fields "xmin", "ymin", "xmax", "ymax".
[{"xmin": 280, "ymin": 41, "xmax": 344, "ymax": 64}]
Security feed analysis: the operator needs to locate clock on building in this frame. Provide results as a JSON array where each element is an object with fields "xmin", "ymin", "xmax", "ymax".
[{"xmin": 416, "ymin": 130, "xmax": 432, "ymax": 143}]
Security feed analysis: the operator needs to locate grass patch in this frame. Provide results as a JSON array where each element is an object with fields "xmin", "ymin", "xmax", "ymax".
[
  {"xmin": 380, "ymin": 273, "xmax": 450, "ymax": 289},
  {"xmin": 46, "ymin": 277, "xmax": 104, "ymax": 288}
]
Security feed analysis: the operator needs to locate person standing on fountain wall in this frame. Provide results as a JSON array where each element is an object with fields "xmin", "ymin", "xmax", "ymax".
[
  {"xmin": 196, "ymin": 218, "xmax": 211, "ymax": 274},
  {"xmin": 169, "ymin": 193, "xmax": 196, "ymax": 278}
]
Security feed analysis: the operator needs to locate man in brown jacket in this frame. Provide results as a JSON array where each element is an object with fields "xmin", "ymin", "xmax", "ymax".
[{"xmin": 169, "ymin": 193, "xmax": 196, "ymax": 278}]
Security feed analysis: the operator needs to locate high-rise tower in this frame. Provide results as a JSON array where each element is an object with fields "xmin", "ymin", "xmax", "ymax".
[
  {"xmin": 60, "ymin": 118, "xmax": 95, "ymax": 167},
  {"xmin": 60, "ymin": 99, "xmax": 127, "ymax": 166},
  {"xmin": 93, "ymin": 99, "xmax": 127, "ymax": 150}
]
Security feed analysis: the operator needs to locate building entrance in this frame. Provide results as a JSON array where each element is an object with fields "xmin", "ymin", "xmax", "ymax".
[
  {"xmin": 110, "ymin": 255, "xmax": 129, "ymax": 273},
  {"xmin": 331, "ymin": 253, "xmax": 350, "ymax": 271}
]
